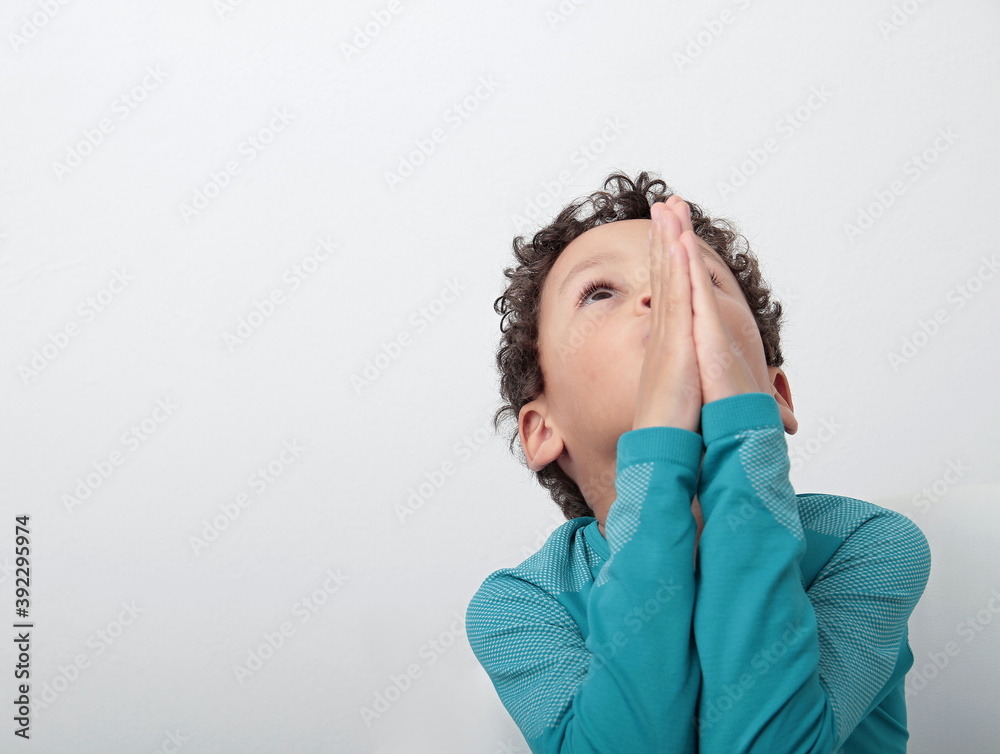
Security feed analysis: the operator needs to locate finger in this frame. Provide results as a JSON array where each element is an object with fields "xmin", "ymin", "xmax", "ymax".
[
  {"xmin": 651, "ymin": 198, "xmax": 669, "ymax": 225},
  {"xmin": 664, "ymin": 213, "xmax": 692, "ymax": 337},
  {"xmin": 666, "ymin": 196, "xmax": 693, "ymax": 233},
  {"xmin": 649, "ymin": 211, "xmax": 662, "ymax": 329},
  {"xmin": 662, "ymin": 204, "xmax": 682, "ymax": 260},
  {"xmin": 684, "ymin": 230, "xmax": 723, "ymax": 324},
  {"xmin": 652, "ymin": 208, "xmax": 674, "ymax": 326},
  {"xmin": 684, "ymin": 230, "xmax": 744, "ymax": 386},
  {"xmin": 674, "ymin": 199, "xmax": 693, "ymax": 233}
]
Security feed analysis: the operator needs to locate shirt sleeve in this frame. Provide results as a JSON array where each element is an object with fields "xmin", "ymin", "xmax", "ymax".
[
  {"xmin": 692, "ymin": 392, "xmax": 932, "ymax": 753},
  {"xmin": 465, "ymin": 424, "xmax": 705, "ymax": 753}
]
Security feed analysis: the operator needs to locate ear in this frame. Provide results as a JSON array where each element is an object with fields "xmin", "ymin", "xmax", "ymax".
[
  {"xmin": 518, "ymin": 397, "xmax": 566, "ymax": 472},
  {"xmin": 767, "ymin": 366, "xmax": 798, "ymax": 435}
]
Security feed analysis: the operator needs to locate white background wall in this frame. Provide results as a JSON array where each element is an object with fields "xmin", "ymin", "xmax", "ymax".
[{"xmin": 1, "ymin": 1, "xmax": 998, "ymax": 752}]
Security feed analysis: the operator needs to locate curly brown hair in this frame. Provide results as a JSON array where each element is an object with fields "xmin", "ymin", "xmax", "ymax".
[{"xmin": 491, "ymin": 169, "xmax": 785, "ymax": 521}]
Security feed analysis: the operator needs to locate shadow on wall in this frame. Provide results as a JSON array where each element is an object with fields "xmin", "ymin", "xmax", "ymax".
[{"xmin": 872, "ymin": 482, "xmax": 1000, "ymax": 754}]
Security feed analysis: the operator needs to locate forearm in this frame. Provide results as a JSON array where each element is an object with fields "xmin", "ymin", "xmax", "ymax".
[
  {"xmin": 694, "ymin": 393, "xmax": 836, "ymax": 753},
  {"xmin": 566, "ymin": 425, "xmax": 703, "ymax": 752}
]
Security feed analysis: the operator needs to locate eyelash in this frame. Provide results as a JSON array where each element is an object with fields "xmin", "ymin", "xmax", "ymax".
[{"xmin": 577, "ymin": 268, "xmax": 724, "ymax": 307}]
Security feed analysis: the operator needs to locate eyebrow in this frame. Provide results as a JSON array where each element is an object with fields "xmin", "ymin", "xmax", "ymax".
[
  {"xmin": 558, "ymin": 250, "xmax": 625, "ymax": 298},
  {"xmin": 558, "ymin": 244, "xmax": 723, "ymax": 299}
]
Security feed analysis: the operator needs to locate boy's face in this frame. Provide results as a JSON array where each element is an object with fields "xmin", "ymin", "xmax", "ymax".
[{"xmin": 518, "ymin": 218, "xmax": 796, "ymax": 512}]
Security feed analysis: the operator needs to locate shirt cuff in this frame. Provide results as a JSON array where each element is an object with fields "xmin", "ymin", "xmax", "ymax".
[
  {"xmin": 616, "ymin": 425, "xmax": 704, "ymax": 470},
  {"xmin": 700, "ymin": 392, "xmax": 784, "ymax": 444}
]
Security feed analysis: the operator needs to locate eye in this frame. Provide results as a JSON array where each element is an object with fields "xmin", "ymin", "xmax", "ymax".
[
  {"xmin": 578, "ymin": 268, "xmax": 724, "ymax": 308},
  {"xmin": 577, "ymin": 278, "xmax": 618, "ymax": 307}
]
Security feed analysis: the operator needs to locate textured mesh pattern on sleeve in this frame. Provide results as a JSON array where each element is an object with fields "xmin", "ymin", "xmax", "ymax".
[
  {"xmin": 510, "ymin": 520, "xmax": 598, "ymax": 596},
  {"xmin": 595, "ymin": 462, "xmax": 651, "ymax": 588},
  {"xmin": 798, "ymin": 495, "xmax": 932, "ymax": 745},
  {"xmin": 736, "ymin": 427, "xmax": 803, "ymax": 540},
  {"xmin": 466, "ymin": 574, "xmax": 589, "ymax": 740}
]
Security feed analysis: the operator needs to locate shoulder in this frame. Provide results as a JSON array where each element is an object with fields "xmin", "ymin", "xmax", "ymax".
[
  {"xmin": 797, "ymin": 493, "xmax": 931, "ymax": 586},
  {"xmin": 797, "ymin": 493, "xmax": 928, "ymax": 542},
  {"xmin": 466, "ymin": 517, "xmax": 595, "ymax": 625}
]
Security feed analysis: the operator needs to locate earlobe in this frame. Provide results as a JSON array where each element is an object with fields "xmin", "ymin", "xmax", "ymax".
[
  {"xmin": 518, "ymin": 399, "xmax": 566, "ymax": 472},
  {"xmin": 767, "ymin": 367, "xmax": 798, "ymax": 435}
]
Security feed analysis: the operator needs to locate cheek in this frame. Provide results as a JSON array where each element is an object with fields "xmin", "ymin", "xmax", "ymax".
[
  {"xmin": 559, "ymin": 315, "xmax": 636, "ymax": 384},
  {"xmin": 725, "ymin": 306, "xmax": 770, "ymax": 379}
]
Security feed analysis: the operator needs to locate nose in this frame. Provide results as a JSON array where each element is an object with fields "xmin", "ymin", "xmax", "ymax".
[
  {"xmin": 639, "ymin": 279, "xmax": 651, "ymax": 345},
  {"xmin": 636, "ymin": 278, "xmax": 652, "ymax": 314}
]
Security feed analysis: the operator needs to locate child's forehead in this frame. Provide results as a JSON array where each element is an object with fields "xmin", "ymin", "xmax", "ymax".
[
  {"xmin": 570, "ymin": 218, "xmax": 649, "ymax": 249},
  {"xmin": 548, "ymin": 218, "xmax": 722, "ymax": 297},
  {"xmin": 551, "ymin": 219, "xmax": 651, "ymax": 280}
]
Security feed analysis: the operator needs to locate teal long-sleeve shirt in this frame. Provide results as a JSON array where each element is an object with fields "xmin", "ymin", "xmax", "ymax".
[{"xmin": 465, "ymin": 392, "xmax": 932, "ymax": 753}]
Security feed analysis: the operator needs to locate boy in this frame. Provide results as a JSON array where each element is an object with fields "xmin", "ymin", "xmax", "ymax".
[{"xmin": 465, "ymin": 171, "xmax": 931, "ymax": 753}]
